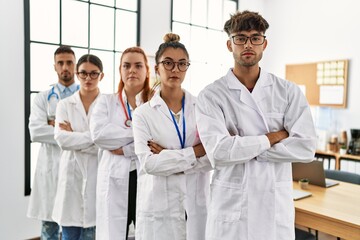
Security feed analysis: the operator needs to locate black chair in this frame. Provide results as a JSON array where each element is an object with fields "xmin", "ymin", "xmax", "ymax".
[
  {"xmin": 295, "ymin": 228, "xmax": 316, "ymax": 240},
  {"xmin": 325, "ymin": 169, "xmax": 360, "ymax": 184}
]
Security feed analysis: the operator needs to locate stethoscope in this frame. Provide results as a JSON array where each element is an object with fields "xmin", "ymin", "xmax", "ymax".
[
  {"xmin": 168, "ymin": 95, "xmax": 186, "ymax": 148},
  {"xmin": 47, "ymin": 85, "xmax": 60, "ymax": 101},
  {"xmin": 119, "ymin": 91, "xmax": 133, "ymax": 128},
  {"xmin": 47, "ymin": 84, "xmax": 80, "ymax": 101}
]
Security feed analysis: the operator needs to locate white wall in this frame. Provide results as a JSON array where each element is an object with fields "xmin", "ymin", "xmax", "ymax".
[
  {"xmin": 2, "ymin": 0, "xmax": 360, "ymax": 239},
  {"xmin": 0, "ymin": 0, "xmax": 41, "ymax": 239}
]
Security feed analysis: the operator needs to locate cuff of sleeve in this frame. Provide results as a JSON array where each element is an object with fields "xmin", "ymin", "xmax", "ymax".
[
  {"xmin": 123, "ymin": 143, "xmax": 134, "ymax": 158},
  {"xmin": 183, "ymin": 147, "xmax": 197, "ymax": 168},
  {"xmin": 257, "ymin": 135, "xmax": 271, "ymax": 162}
]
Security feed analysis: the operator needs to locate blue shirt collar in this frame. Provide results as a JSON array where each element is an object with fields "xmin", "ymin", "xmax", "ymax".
[{"xmin": 56, "ymin": 82, "xmax": 79, "ymax": 93}]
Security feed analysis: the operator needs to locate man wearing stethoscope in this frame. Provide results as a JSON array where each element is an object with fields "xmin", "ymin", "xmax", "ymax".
[{"xmin": 27, "ymin": 46, "xmax": 79, "ymax": 240}]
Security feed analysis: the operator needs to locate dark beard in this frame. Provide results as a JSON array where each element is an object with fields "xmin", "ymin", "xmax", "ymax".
[{"xmin": 60, "ymin": 72, "xmax": 73, "ymax": 82}]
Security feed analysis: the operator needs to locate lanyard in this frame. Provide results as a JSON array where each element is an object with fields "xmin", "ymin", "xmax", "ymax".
[
  {"xmin": 126, "ymin": 101, "xmax": 132, "ymax": 120},
  {"xmin": 119, "ymin": 91, "xmax": 132, "ymax": 127},
  {"xmin": 168, "ymin": 95, "xmax": 186, "ymax": 148}
]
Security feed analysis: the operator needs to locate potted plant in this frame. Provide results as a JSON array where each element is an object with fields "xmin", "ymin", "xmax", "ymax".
[
  {"xmin": 299, "ymin": 178, "xmax": 309, "ymax": 189},
  {"xmin": 339, "ymin": 145, "xmax": 347, "ymax": 155}
]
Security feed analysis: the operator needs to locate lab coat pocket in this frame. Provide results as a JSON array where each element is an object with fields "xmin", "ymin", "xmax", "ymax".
[
  {"xmin": 210, "ymin": 179, "xmax": 244, "ymax": 222},
  {"xmin": 265, "ymin": 112, "xmax": 284, "ymax": 131},
  {"xmin": 107, "ymin": 164, "xmax": 130, "ymax": 215},
  {"xmin": 138, "ymin": 176, "xmax": 168, "ymax": 213},
  {"xmin": 275, "ymin": 180, "xmax": 294, "ymax": 227}
]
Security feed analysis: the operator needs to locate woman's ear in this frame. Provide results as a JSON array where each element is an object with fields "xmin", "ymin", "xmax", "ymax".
[{"xmin": 154, "ymin": 65, "xmax": 158, "ymax": 75}]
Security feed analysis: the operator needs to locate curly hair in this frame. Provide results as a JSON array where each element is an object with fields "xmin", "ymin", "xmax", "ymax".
[{"xmin": 224, "ymin": 10, "xmax": 269, "ymax": 36}]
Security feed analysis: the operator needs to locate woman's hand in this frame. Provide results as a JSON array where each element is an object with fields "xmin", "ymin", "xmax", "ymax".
[
  {"xmin": 59, "ymin": 120, "xmax": 73, "ymax": 132},
  {"xmin": 148, "ymin": 140, "xmax": 165, "ymax": 154},
  {"xmin": 110, "ymin": 148, "xmax": 124, "ymax": 155},
  {"xmin": 193, "ymin": 143, "xmax": 206, "ymax": 158}
]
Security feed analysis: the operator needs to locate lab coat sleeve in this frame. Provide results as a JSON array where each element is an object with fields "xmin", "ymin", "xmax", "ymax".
[
  {"xmin": 122, "ymin": 142, "xmax": 136, "ymax": 159},
  {"xmin": 29, "ymin": 92, "xmax": 57, "ymax": 145},
  {"xmin": 90, "ymin": 95, "xmax": 134, "ymax": 150},
  {"xmin": 79, "ymin": 144, "xmax": 99, "ymax": 155},
  {"xmin": 184, "ymin": 155, "xmax": 213, "ymax": 174},
  {"xmin": 257, "ymin": 84, "xmax": 317, "ymax": 163},
  {"xmin": 133, "ymin": 111, "xmax": 197, "ymax": 177},
  {"xmin": 195, "ymin": 89, "xmax": 270, "ymax": 168},
  {"xmin": 54, "ymin": 100, "xmax": 94, "ymax": 151}
]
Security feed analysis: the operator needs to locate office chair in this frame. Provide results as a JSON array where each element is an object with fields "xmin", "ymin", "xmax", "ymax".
[
  {"xmin": 325, "ymin": 169, "xmax": 360, "ymax": 184},
  {"xmin": 295, "ymin": 228, "xmax": 316, "ymax": 240}
]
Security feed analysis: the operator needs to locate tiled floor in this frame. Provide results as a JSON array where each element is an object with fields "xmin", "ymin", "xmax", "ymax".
[{"xmin": 129, "ymin": 225, "xmax": 338, "ymax": 240}]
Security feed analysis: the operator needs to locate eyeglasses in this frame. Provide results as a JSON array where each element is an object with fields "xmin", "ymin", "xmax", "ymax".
[
  {"xmin": 77, "ymin": 71, "xmax": 101, "ymax": 79},
  {"xmin": 231, "ymin": 35, "xmax": 266, "ymax": 45},
  {"xmin": 159, "ymin": 60, "xmax": 190, "ymax": 72}
]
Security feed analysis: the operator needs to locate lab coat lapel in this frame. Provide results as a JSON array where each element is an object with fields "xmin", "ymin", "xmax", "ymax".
[
  {"xmin": 251, "ymin": 70, "xmax": 273, "ymax": 104},
  {"xmin": 226, "ymin": 69, "xmax": 270, "ymax": 132},
  {"xmin": 73, "ymin": 92, "xmax": 89, "ymax": 125},
  {"xmin": 67, "ymin": 93, "xmax": 88, "ymax": 178},
  {"xmin": 251, "ymin": 70, "xmax": 273, "ymax": 132},
  {"xmin": 149, "ymin": 92, "xmax": 173, "ymax": 122}
]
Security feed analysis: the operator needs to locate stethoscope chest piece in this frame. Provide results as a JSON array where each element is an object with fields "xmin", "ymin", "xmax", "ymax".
[{"xmin": 125, "ymin": 119, "xmax": 132, "ymax": 128}]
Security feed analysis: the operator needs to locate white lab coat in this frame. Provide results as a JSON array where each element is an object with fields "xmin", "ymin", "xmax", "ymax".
[
  {"xmin": 27, "ymin": 90, "xmax": 61, "ymax": 221},
  {"xmin": 90, "ymin": 91, "xmax": 142, "ymax": 240},
  {"xmin": 132, "ymin": 90, "xmax": 212, "ymax": 240},
  {"xmin": 53, "ymin": 91, "xmax": 99, "ymax": 227},
  {"xmin": 195, "ymin": 69, "xmax": 317, "ymax": 240}
]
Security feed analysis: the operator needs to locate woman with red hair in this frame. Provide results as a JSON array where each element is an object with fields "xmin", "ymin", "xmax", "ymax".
[{"xmin": 90, "ymin": 47, "xmax": 151, "ymax": 240}]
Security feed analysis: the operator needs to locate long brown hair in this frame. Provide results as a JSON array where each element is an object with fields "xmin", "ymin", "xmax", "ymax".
[{"xmin": 117, "ymin": 47, "xmax": 152, "ymax": 102}]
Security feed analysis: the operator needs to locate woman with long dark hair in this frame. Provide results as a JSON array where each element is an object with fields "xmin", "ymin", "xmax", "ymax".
[{"xmin": 53, "ymin": 54, "xmax": 104, "ymax": 240}]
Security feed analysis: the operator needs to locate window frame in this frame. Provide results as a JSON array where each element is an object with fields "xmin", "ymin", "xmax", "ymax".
[
  {"xmin": 170, "ymin": 0, "xmax": 238, "ymax": 96},
  {"xmin": 23, "ymin": 0, "xmax": 141, "ymax": 195}
]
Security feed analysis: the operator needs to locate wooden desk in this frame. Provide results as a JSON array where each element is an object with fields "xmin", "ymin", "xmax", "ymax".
[
  {"xmin": 293, "ymin": 181, "xmax": 360, "ymax": 240},
  {"xmin": 316, "ymin": 150, "xmax": 360, "ymax": 170}
]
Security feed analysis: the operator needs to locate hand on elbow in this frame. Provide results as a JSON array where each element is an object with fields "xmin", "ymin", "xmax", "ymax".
[
  {"xmin": 266, "ymin": 129, "xmax": 289, "ymax": 146},
  {"xmin": 193, "ymin": 143, "xmax": 206, "ymax": 158}
]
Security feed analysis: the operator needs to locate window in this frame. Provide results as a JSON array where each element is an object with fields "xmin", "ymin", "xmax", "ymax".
[
  {"xmin": 171, "ymin": 0, "xmax": 238, "ymax": 96},
  {"xmin": 24, "ymin": 0, "xmax": 140, "ymax": 195}
]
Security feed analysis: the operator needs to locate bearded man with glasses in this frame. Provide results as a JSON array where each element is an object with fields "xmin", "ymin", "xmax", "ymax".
[{"xmin": 195, "ymin": 10, "xmax": 317, "ymax": 240}]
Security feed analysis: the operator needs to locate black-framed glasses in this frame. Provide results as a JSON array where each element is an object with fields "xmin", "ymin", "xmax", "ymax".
[
  {"xmin": 77, "ymin": 71, "xmax": 101, "ymax": 79},
  {"xmin": 231, "ymin": 35, "xmax": 266, "ymax": 45},
  {"xmin": 159, "ymin": 60, "xmax": 190, "ymax": 72}
]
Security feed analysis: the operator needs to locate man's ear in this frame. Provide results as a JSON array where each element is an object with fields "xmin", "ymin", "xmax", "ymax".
[
  {"xmin": 226, "ymin": 40, "xmax": 233, "ymax": 52},
  {"xmin": 262, "ymin": 39, "xmax": 268, "ymax": 51},
  {"xmin": 154, "ymin": 65, "xmax": 158, "ymax": 75}
]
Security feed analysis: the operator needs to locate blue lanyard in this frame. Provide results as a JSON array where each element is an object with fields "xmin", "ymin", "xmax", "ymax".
[
  {"xmin": 168, "ymin": 96, "xmax": 186, "ymax": 149},
  {"xmin": 126, "ymin": 101, "xmax": 132, "ymax": 120}
]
